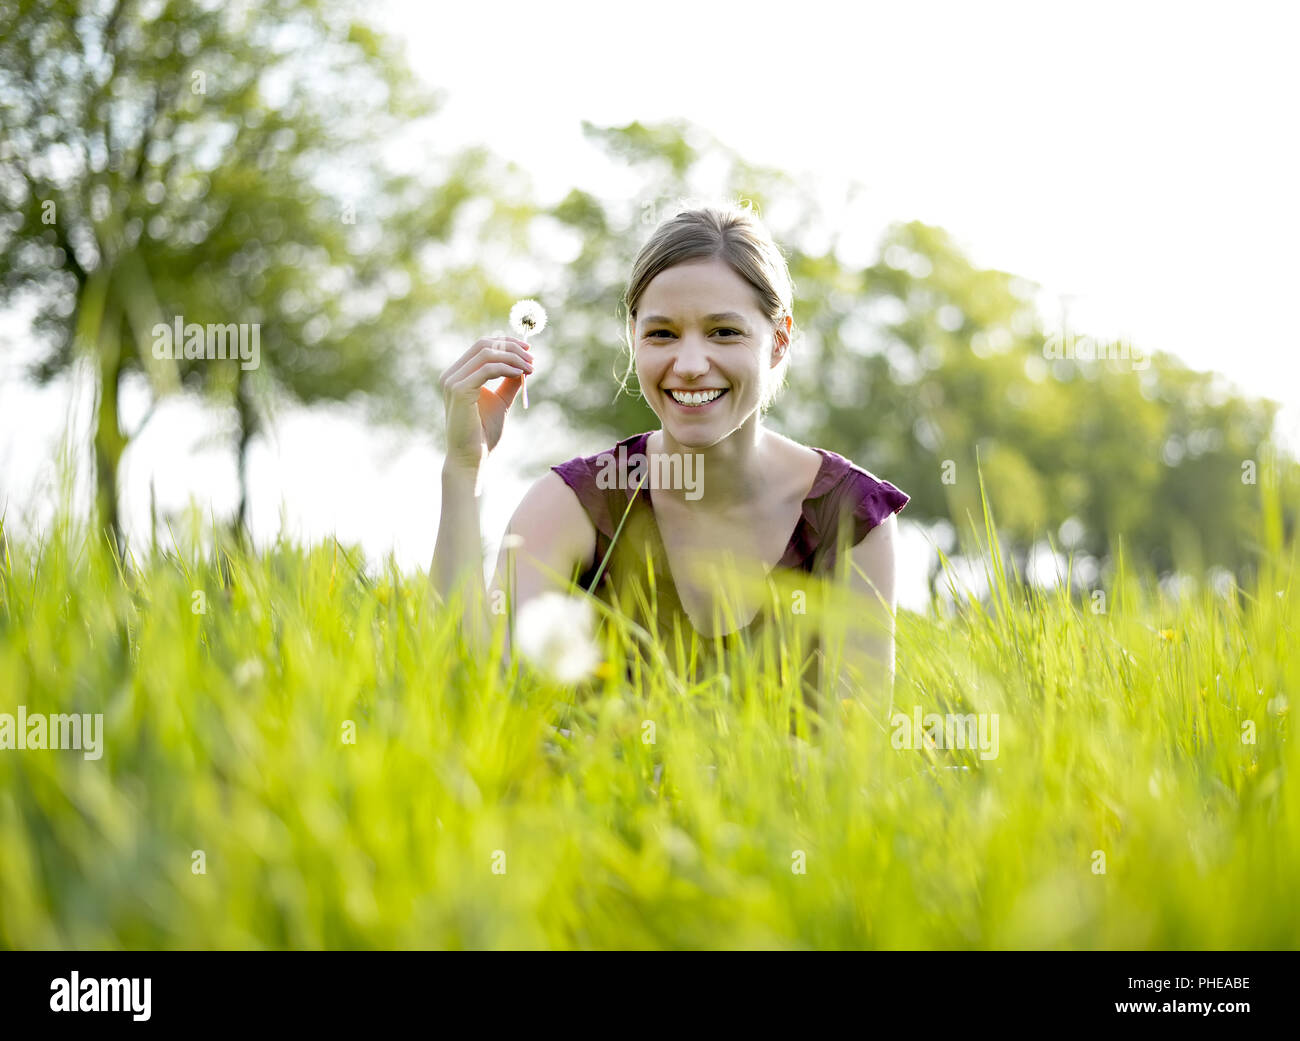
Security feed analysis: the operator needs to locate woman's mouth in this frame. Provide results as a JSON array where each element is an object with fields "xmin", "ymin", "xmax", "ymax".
[{"xmin": 665, "ymin": 388, "xmax": 729, "ymax": 411}]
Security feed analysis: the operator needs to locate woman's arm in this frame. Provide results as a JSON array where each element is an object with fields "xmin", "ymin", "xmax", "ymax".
[
  {"xmin": 430, "ymin": 335, "xmax": 534, "ymax": 655},
  {"xmin": 833, "ymin": 513, "xmax": 900, "ymax": 724},
  {"xmin": 432, "ymin": 460, "xmax": 493, "ymax": 654},
  {"xmin": 485, "ymin": 472, "xmax": 597, "ymax": 663},
  {"xmin": 434, "ymin": 466, "xmax": 595, "ymax": 669}
]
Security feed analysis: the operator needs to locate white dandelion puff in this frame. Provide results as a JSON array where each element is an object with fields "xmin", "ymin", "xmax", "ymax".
[
  {"xmin": 233, "ymin": 658, "xmax": 264, "ymax": 688},
  {"xmin": 515, "ymin": 591, "xmax": 602, "ymax": 684},
  {"xmin": 509, "ymin": 299, "xmax": 547, "ymax": 408},
  {"xmin": 509, "ymin": 299, "xmax": 547, "ymax": 338}
]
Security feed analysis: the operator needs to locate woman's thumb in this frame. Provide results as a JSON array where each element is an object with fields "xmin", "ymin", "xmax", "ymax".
[{"xmin": 494, "ymin": 373, "xmax": 525, "ymax": 409}]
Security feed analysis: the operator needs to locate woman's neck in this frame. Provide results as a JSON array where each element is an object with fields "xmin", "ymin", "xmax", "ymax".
[{"xmin": 648, "ymin": 419, "xmax": 776, "ymax": 509}]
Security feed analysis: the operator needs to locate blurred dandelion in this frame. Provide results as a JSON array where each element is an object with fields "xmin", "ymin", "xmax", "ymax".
[
  {"xmin": 509, "ymin": 299, "xmax": 547, "ymax": 409},
  {"xmin": 233, "ymin": 659, "xmax": 264, "ymax": 688},
  {"xmin": 515, "ymin": 591, "xmax": 601, "ymax": 684}
]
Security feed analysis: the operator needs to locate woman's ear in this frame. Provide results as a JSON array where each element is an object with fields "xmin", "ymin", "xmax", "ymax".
[{"xmin": 771, "ymin": 314, "xmax": 793, "ymax": 363}]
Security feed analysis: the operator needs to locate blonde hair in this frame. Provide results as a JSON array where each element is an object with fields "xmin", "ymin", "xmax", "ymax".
[{"xmin": 619, "ymin": 198, "xmax": 796, "ymax": 414}]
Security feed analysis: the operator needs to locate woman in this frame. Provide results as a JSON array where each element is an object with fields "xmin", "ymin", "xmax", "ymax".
[{"xmin": 433, "ymin": 201, "xmax": 909, "ymax": 730}]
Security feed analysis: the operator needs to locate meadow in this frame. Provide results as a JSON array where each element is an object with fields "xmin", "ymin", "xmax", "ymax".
[{"xmin": 0, "ymin": 477, "xmax": 1295, "ymax": 950}]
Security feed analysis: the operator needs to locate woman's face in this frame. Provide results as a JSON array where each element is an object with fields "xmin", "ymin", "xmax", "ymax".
[{"xmin": 633, "ymin": 257, "xmax": 785, "ymax": 445}]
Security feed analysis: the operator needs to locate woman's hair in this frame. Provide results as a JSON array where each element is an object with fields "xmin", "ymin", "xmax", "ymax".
[{"xmin": 619, "ymin": 198, "xmax": 796, "ymax": 414}]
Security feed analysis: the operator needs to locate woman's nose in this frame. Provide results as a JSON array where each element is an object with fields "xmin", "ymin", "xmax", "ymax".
[{"xmin": 672, "ymin": 335, "xmax": 710, "ymax": 377}]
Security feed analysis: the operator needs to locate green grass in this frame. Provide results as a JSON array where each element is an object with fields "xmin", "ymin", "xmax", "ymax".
[{"xmin": 0, "ymin": 470, "xmax": 1296, "ymax": 950}]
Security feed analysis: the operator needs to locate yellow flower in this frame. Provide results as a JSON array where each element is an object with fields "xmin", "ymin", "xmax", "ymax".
[{"xmin": 1158, "ymin": 628, "xmax": 1175, "ymax": 641}]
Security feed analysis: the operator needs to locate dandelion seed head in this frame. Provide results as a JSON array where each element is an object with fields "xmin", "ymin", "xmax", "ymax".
[
  {"xmin": 234, "ymin": 659, "xmax": 264, "ymax": 688},
  {"xmin": 516, "ymin": 591, "xmax": 601, "ymax": 684},
  {"xmin": 510, "ymin": 299, "xmax": 547, "ymax": 339},
  {"xmin": 660, "ymin": 825, "xmax": 699, "ymax": 865}
]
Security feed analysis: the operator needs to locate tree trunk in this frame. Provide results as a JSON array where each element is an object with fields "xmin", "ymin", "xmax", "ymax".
[
  {"xmin": 234, "ymin": 367, "xmax": 255, "ymax": 544},
  {"xmin": 93, "ymin": 303, "xmax": 127, "ymax": 558}
]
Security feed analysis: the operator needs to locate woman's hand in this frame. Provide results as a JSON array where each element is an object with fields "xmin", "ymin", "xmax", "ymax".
[{"xmin": 438, "ymin": 336, "xmax": 535, "ymax": 471}]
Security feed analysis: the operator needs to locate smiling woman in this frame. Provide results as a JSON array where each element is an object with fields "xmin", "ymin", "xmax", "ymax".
[{"xmin": 433, "ymin": 199, "xmax": 909, "ymax": 729}]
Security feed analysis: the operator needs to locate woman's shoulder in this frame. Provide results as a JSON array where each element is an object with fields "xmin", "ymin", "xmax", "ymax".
[
  {"xmin": 801, "ymin": 443, "xmax": 910, "ymax": 550},
  {"xmin": 808, "ymin": 447, "xmax": 908, "ymax": 504},
  {"xmin": 548, "ymin": 431, "xmax": 652, "ymax": 538}
]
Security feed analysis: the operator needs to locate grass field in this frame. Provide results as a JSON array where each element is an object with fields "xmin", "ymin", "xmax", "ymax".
[{"xmin": 1, "ymin": 471, "xmax": 1296, "ymax": 950}]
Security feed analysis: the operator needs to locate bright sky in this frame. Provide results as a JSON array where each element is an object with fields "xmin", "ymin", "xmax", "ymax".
[{"xmin": 2, "ymin": 0, "xmax": 1297, "ymax": 612}]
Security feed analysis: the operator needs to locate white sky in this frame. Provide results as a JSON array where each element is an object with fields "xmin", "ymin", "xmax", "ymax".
[{"xmin": 2, "ymin": 0, "xmax": 1298, "ymax": 611}]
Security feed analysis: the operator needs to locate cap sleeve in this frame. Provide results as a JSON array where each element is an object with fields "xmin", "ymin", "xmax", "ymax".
[
  {"xmin": 809, "ymin": 463, "xmax": 909, "ymax": 572},
  {"xmin": 550, "ymin": 455, "xmax": 616, "ymax": 540},
  {"xmin": 845, "ymin": 469, "xmax": 909, "ymax": 544}
]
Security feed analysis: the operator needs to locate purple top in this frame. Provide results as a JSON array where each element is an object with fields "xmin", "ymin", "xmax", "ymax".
[{"xmin": 550, "ymin": 430, "xmax": 909, "ymax": 642}]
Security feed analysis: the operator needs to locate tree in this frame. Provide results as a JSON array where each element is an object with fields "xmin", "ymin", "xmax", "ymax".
[{"xmin": 0, "ymin": 0, "xmax": 479, "ymax": 551}]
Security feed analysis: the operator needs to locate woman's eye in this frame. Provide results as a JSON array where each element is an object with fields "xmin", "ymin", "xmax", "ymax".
[{"xmin": 646, "ymin": 329, "xmax": 741, "ymax": 338}]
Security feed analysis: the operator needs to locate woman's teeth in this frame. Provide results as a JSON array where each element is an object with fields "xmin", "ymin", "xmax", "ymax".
[{"xmin": 668, "ymin": 389, "xmax": 727, "ymax": 406}]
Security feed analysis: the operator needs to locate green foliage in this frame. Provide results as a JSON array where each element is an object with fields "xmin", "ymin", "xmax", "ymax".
[
  {"xmin": 0, "ymin": 475, "xmax": 1296, "ymax": 949},
  {"xmin": 1, "ymin": 0, "xmax": 435, "ymax": 383},
  {"xmin": 0, "ymin": 0, "xmax": 511, "ymax": 541}
]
